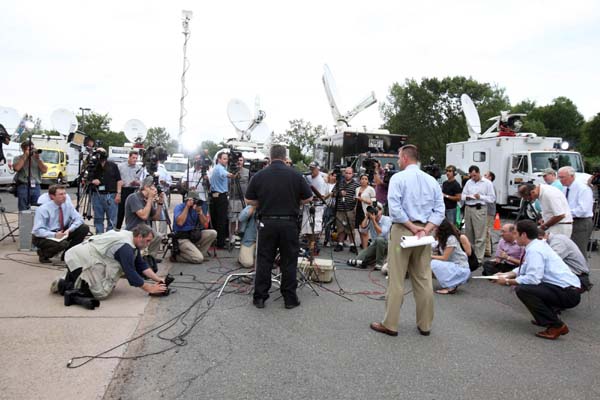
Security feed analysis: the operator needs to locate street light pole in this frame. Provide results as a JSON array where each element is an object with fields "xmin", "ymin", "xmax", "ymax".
[{"xmin": 79, "ymin": 107, "xmax": 90, "ymax": 134}]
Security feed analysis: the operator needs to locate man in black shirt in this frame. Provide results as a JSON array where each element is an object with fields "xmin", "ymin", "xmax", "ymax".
[
  {"xmin": 88, "ymin": 148, "xmax": 123, "ymax": 233},
  {"xmin": 442, "ymin": 165, "xmax": 462, "ymax": 226},
  {"xmin": 332, "ymin": 167, "xmax": 360, "ymax": 252},
  {"xmin": 245, "ymin": 144, "xmax": 313, "ymax": 309}
]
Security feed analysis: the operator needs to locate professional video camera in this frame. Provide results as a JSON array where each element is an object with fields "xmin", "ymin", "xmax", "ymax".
[
  {"xmin": 382, "ymin": 163, "xmax": 397, "ymax": 186},
  {"xmin": 0, "ymin": 123, "xmax": 10, "ymax": 164},
  {"xmin": 141, "ymin": 145, "xmax": 168, "ymax": 175},
  {"xmin": 361, "ymin": 153, "xmax": 378, "ymax": 182},
  {"xmin": 248, "ymin": 159, "xmax": 267, "ymax": 175},
  {"xmin": 422, "ymin": 156, "xmax": 441, "ymax": 180},
  {"xmin": 227, "ymin": 147, "xmax": 243, "ymax": 173}
]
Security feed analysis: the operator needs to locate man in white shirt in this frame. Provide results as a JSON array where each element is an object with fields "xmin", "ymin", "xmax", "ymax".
[
  {"xmin": 518, "ymin": 183, "xmax": 572, "ymax": 236},
  {"xmin": 558, "ymin": 166, "xmax": 594, "ymax": 256},
  {"xmin": 461, "ymin": 165, "xmax": 496, "ymax": 264},
  {"xmin": 300, "ymin": 161, "xmax": 330, "ymax": 241}
]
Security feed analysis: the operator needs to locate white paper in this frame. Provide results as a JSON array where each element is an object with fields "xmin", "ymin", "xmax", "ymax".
[
  {"xmin": 472, "ymin": 275, "xmax": 499, "ymax": 280},
  {"xmin": 400, "ymin": 235, "xmax": 435, "ymax": 248}
]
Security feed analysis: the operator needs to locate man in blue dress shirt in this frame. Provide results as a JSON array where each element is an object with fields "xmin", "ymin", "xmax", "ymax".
[
  {"xmin": 32, "ymin": 185, "xmax": 89, "ymax": 263},
  {"xmin": 210, "ymin": 152, "xmax": 235, "ymax": 248},
  {"xmin": 370, "ymin": 145, "xmax": 445, "ymax": 337},
  {"xmin": 495, "ymin": 220, "xmax": 581, "ymax": 340}
]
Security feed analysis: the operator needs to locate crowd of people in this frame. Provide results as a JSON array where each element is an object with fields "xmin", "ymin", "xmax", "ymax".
[{"xmin": 14, "ymin": 137, "xmax": 593, "ymax": 340}]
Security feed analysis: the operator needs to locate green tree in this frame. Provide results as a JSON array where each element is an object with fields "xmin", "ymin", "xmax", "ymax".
[
  {"xmin": 582, "ymin": 113, "xmax": 600, "ymax": 157},
  {"xmin": 511, "ymin": 99, "xmax": 548, "ymax": 135},
  {"xmin": 199, "ymin": 140, "xmax": 221, "ymax": 157},
  {"xmin": 381, "ymin": 76, "xmax": 510, "ymax": 164},
  {"xmin": 146, "ymin": 127, "xmax": 178, "ymax": 154},
  {"xmin": 75, "ymin": 111, "xmax": 127, "ymax": 148},
  {"xmin": 528, "ymin": 97, "xmax": 584, "ymax": 145},
  {"xmin": 274, "ymin": 119, "xmax": 325, "ymax": 164}
]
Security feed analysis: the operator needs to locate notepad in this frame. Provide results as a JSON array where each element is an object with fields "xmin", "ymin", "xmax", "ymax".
[{"xmin": 400, "ymin": 235, "xmax": 435, "ymax": 248}]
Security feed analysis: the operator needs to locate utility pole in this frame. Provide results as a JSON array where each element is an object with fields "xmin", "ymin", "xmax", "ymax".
[{"xmin": 178, "ymin": 10, "xmax": 193, "ymax": 153}]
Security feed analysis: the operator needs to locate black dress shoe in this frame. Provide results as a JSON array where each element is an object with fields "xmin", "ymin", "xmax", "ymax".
[
  {"xmin": 417, "ymin": 327, "xmax": 431, "ymax": 336},
  {"xmin": 284, "ymin": 300, "xmax": 301, "ymax": 309},
  {"xmin": 253, "ymin": 298, "xmax": 265, "ymax": 309},
  {"xmin": 39, "ymin": 256, "xmax": 52, "ymax": 264}
]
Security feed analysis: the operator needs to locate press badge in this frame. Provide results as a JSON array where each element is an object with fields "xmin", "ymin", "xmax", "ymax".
[
  {"xmin": 98, "ymin": 185, "xmax": 106, "ymax": 191},
  {"xmin": 212, "ymin": 192, "xmax": 219, "ymax": 198}
]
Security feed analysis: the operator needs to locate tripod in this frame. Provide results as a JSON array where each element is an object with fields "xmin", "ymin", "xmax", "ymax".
[
  {"xmin": 227, "ymin": 174, "xmax": 246, "ymax": 251},
  {"xmin": 78, "ymin": 181, "xmax": 98, "ymax": 221},
  {"xmin": 0, "ymin": 197, "xmax": 17, "ymax": 243}
]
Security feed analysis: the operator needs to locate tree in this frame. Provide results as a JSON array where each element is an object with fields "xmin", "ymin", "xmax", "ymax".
[
  {"xmin": 75, "ymin": 111, "xmax": 127, "ymax": 148},
  {"xmin": 528, "ymin": 97, "xmax": 584, "ymax": 145},
  {"xmin": 381, "ymin": 76, "xmax": 510, "ymax": 164},
  {"xmin": 274, "ymin": 119, "xmax": 325, "ymax": 164},
  {"xmin": 146, "ymin": 127, "xmax": 178, "ymax": 154},
  {"xmin": 582, "ymin": 113, "xmax": 600, "ymax": 157},
  {"xmin": 511, "ymin": 99, "xmax": 548, "ymax": 135}
]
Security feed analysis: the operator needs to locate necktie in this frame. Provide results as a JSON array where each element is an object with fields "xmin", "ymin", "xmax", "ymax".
[
  {"xmin": 58, "ymin": 205, "xmax": 64, "ymax": 231},
  {"xmin": 518, "ymin": 250, "xmax": 526, "ymax": 275},
  {"xmin": 565, "ymin": 188, "xmax": 570, "ymax": 199}
]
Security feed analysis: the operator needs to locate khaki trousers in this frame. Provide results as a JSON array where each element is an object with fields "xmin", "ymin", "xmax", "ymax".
[
  {"xmin": 464, "ymin": 206, "xmax": 487, "ymax": 264},
  {"xmin": 382, "ymin": 224, "xmax": 434, "ymax": 332},
  {"xmin": 176, "ymin": 230, "xmax": 217, "ymax": 264},
  {"xmin": 238, "ymin": 243, "xmax": 256, "ymax": 268}
]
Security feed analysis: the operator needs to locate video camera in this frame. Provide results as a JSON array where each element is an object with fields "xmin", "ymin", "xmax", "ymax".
[
  {"xmin": 82, "ymin": 145, "xmax": 107, "ymax": 176},
  {"xmin": 361, "ymin": 154, "xmax": 378, "ymax": 182},
  {"xmin": 141, "ymin": 145, "xmax": 168, "ymax": 175},
  {"xmin": 422, "ymin": 156, "xmax": 441, "ymax": 180},
  {"xmin": 228, "ymin": 147, "xmax": 243, "ymax": 174},
  {"xmin": 366, "ymin": 200, "xmax": 379, "ymax": 215},
  {"xmin": 382, "ymin": 163, "xmax": 397, "ymax": 186},
  {"xmin": 194, "ymin": 157, "xmax": 211, "ymax": 176},
  {"xmin": 248, "ymin": 159, "xmax": 267, "ymax": 175}
]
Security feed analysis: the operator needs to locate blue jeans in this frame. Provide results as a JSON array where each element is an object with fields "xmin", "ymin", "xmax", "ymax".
[
  {"xmin": 92, "ymin": 192, "xmax": 117, "ymax": 233},
  {"xmin": 17, "ymin": 184, "xmax": 41, "ymax": 211},
  {"xmin": 445, "ymin": 207, "xmax": 457, "ymax": 226}
]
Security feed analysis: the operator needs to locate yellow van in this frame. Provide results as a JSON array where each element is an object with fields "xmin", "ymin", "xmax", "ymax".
[{"xmin": 39, "ymin": 147, "xmax": 68, "ymax": 185}]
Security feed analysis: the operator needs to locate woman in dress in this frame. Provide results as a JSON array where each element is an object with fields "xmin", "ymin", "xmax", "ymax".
[
  {"xmin": 355, "ymin": 174, "xmax": 376, "ymax": 249},
  {"xmin": 431, "ymin": 218, "xmax": 471, "ymax": 294}
]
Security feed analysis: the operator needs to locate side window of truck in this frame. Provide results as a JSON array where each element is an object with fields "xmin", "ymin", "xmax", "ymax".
[
  {"xmin": 511, "ymin": 155, "xmax": 528, "ymax": 173},
  {"xmin": 473, "ymin": 152, "xmax": 486, "ymax": 162}
]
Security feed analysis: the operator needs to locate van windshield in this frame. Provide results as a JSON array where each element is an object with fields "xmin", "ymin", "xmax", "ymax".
[
  {"xmin": 40, "ymin": 150, "xmax": 60, "ymax": 164},
  {"xmin": 164, "ymin": 162, "xmax": 187, "ymax": 172},
  {"xmin": 531, "ymin": 152, "xmax": 584, "ymax": 173}
]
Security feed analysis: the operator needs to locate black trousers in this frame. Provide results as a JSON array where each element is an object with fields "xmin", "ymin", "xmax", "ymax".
[
  {"xmin": 254, "ymin": 219, "xmax": 299, "ymax": 304},
  {"xmin": 482, "ymin": 260, "xmax": 516, "ymax": 276},
  {"xmin": 210, "ymin": 193, "xmax": 229, "ymax": 247},
  {"xmin": 32, "ymin": 224, "xmax": 90, "ymax": 259},
  {"xmin": 515, "ymin": 283, "xmax": 581, "ymax": 327},
  {"xmin": 116, "ymin": 187, "xmax": 136, "ymax": 230}
]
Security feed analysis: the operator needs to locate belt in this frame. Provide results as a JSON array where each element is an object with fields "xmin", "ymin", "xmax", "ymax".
[
  {"xmin": 558, "ymin": 222, "xmax": 573, "ymax": 225},
  {"xmin": 393, "ymin": 221, "xmax": 426, "ymax": 225},
  {"xmin": 261, "ymin": 215, "xmax": 296, "ymax": 220},
  {"xmin": 211, "ymin": 191, "xmax": 227, "ymax": 195},
  {"xmin": 573, "ymin": 217, "xmax": 592, "ymax": 220},
  {"xmin": 566, "ymin": 286, "xmax": 584, "ymax": 294},
  {"xmin": 465, "ymin": 203, "xmax": 484, "ymax": 208},
  {"xmin": 97, "ymin": 191, "xmax": 117, "ymax": 195}
]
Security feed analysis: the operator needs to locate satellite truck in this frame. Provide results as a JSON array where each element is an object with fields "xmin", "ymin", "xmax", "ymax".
[
  {"xmin": 446, "ymin": 94, "xmax": 590, "ymax": 210},
  {"xmin": 314, "ymin": 64, "xmax": 407, "ymax": 174}
]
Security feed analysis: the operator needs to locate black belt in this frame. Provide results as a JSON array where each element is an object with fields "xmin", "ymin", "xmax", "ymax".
[
  {"xmin": 97, "ymin": 191, "xmax": 117, "ymax": 195},
  {"xmin": 573, "ymin": 217, "xmax": 592, "ymax": 220},
  {"xmin": 261, "ymin": 215, "xmax": 296, "ymax": 221},
  {"xmin": 558, "ymin": 222, "xmax": 573, "ymax": 225},
  {"xmin": 465, "ymin": 203, "xmax": 484, "ymax": 208},
  {"xmin": 211, "ymin": 191, "xmax": 227, "ymax": 195},
  {"xmin": 566, "ymin": 286, "xmax": 584, "ymax": 294},
  {"xmin": 393, "ymin": 221, "xmax": 426, "ymax": 225}
]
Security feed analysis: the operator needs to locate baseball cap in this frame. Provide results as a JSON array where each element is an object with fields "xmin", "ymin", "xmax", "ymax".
[
  {"xmin": 186, "ymin": 190, "xmax": 201, "ymax": 200},
  {"xmin": 542, "ymin": 168, "xmax": 556, "ymax": 176},
  {"xmin": 308, "ymin": 161, "xmax": 320, "ymax": 169}
]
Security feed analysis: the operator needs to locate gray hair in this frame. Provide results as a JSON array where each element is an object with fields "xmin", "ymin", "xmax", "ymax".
[
  {"xmin": 131, "ymin": 224, "xmax": 154, "ymax": 238},
  {"xmin": 270, "ymin": 144, "xmax": 286, "ymax": 161},
  {"xmin": 558, "ymin": 166, "xmax": 575, "ymax": 177},
  {"xmin": 518, "ymin": 183, "xmax": 536, "ymax": 197}
]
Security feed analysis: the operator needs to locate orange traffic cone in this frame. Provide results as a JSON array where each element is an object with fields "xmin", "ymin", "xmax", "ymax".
[{"xmin": 493, "ymin": 213, "xmax": 501, "ymax": 231}]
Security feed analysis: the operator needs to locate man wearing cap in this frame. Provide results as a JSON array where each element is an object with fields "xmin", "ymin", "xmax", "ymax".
[
  {"xmin": 533, "ymin": 169, "xmax": 564, "ymax": 213},
  {"xmin": 300, "ymin": 161, "xmax": 329, "ymax": 242},
  {"xmin": 558, "ymin": 166, "xmax": 594, "ymax": 256},
  {"xmin": 87, "ymin": 148, "xmax": 123, "ymax": 233},
  {"xmin": 347, "ymin": 202, "xmax": 391, "ymax": 272},
  {"xmin": 172, "ymin": 191, "xmax": 217, "ymax": 263},
  {"xmin": 12, "ymin": 141, "xmax": 48, "ymax": 210}
]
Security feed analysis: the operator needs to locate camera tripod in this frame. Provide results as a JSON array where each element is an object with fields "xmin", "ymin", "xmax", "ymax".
[
  {"xmin": 227, "ymin": 174, "xmax": 246, "ymax": 251},
  {"xmin": 0, "ymin": 197, "xmax": 17, "ymax": 243},
  {"xmin": 77, "ymin": 180, "xmax": 99, "ymax": 220}
]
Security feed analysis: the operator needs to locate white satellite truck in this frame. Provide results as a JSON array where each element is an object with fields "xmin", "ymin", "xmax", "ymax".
[{"xmin": 446, "ymin": 94, "xmax": 589, "ymax": 209}]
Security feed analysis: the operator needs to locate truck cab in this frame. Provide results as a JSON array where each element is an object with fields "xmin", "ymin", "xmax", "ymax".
[
  {"xmin": 163, "ymin": 154, "xmax": 189, "ymax": 193},
  {"xmin": 39, "ymin": 147, "xmax": 68, "ymax": 185}
]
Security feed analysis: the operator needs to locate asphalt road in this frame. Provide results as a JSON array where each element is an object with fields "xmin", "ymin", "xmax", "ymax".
[{"xmin": 104, "ymin": 245, "xmax": 600, "ymax": 400}]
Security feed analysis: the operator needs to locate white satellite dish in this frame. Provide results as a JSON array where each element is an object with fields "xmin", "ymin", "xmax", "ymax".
[
  {"xmin": 51, "ymin": 109, "xmax": 78, "ymax": 136},
  {"xmin": 460, "ymin": 94, "xmax": 481, "ymax": 139},
  {"xmin": 123, "ymin": 119, "xmax": 147, "ymax": 144},
  {"xmin": 322, "ymin": 64, "xmax": 377, "ymax": 131},
  {"xmin": 226, "ymin": 97, "xmax": 269, "ymax": 141},
  {"xmin": 0, "ymin": 106, "xmax": 21, "ymax": 135}
]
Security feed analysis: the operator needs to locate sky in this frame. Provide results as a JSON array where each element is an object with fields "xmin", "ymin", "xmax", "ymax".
[{"xmin": 1, "ymin": 0, "xmax": 599, "ymax": 150}]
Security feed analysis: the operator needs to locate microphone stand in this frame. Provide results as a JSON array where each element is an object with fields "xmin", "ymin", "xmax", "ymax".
[{"xmin": 26, "ymin": 135, "xmax": 33, "ymax": 210}]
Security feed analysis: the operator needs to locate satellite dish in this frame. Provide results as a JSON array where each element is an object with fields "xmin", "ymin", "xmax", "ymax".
[
  {"xmin": 227, "ymin": 97, "xmax": 269, "ymax": 141},
  {"xmin": 123, "ymin": 119, "xmax": 147, "ymax": 144},
  {"xmin": 322, "ymin": 64, "xmax": 377, "ymax": 130},
  {"xmin": 227, "ymin": 99, "xmax": 253, "ymax": 132},
  {"xmin": 460, "ymin": 94, "xmax": 481, "ymax": 139},
  {"xmin": 0, "ymin": 106, "xmax": 21, "ymax": 136},
  {"xmin": 51, "ymin": 109, "xmax": 78, "ymax": 136}
]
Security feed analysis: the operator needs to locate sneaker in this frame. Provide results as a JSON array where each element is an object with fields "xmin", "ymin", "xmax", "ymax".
[
  {"xmin": 334, "ymin": 243, "xmax": 343, "ymax": 252},
  {"xmin": 374, "ymin": 264, "xmax": 383, "ymax": 271},
  {"xmin": 381, "ymin": 263, "xmax": 388, "ymax": 275},
  {"xmin": 349, "ymin": 245, "xmax": 357, "ymax": 254}
]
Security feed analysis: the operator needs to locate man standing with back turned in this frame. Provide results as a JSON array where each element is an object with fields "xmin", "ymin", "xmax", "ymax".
[
  {"xmin": 245, "ymin": 144, "xmax": 313, "ymax": 309},
  {"xmin": 371, "ymin": 145, "xmax": 445, "ymax": 337}
]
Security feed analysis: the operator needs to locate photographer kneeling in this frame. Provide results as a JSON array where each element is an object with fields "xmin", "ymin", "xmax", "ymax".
[
  {"xmin": 172, "ymin": 191, "xmax": 217, "ymax": 263},
  {"xmin": 238, "ymin": 205, "xmax": 257, "ymax": 268},
  {"xmin": 50, "ymin": 224, "xmax": 167, "ymax": 308},
  {"xmin": 347, "ymin": 202, "xmax": 391, "ymax": 272}
]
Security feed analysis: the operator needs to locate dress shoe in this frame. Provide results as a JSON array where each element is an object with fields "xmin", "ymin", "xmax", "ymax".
[
  {"xmin": 39, "ymin": 255, "xmax": 52, "ymax": 264},
  {"xmin": 417, "ymin": 327, "xmax": 431, "ymax": 336},
  {"xmin": 284, "ymin": 300, "xmax": 301, "ymax": 310},
  {"xmin": 370, "ymin": 322, "xmax": 398, "ymax": 337},
  {"xmin": 535, "ymin": 324, "xmax": 569, "ymax": 340},
  {"xmin": 349, "ymin": 245, "xmax": 357, "ymax": 254},
  {"xmin": 333, "ymin": 244, "xmax": 343, "ymax": 252},
  {"xmin": 253, "ymin": 298, "xmax": 265, "ymax": 309}
]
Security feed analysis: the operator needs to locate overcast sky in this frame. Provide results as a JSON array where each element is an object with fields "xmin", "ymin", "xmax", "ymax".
[{"xmin": 1, "ymin": 0, "xmax": 599, "ymax": 149}]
